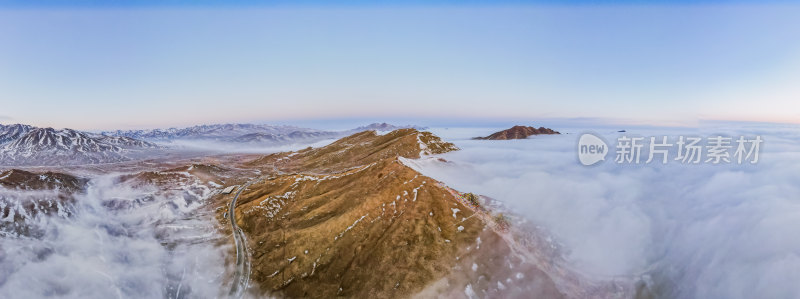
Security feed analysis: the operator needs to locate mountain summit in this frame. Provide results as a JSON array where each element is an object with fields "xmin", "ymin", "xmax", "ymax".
[
  {"xmin": 218, "ymin": 129, "xmax": 571, "ymax": 297},
  {"xmin": 473, "ymin": 125, "xmax": 560, "ymax": 140},
  {"xmin": 350, "ymin": 122, "xmax": 427, "ymax": 132}
]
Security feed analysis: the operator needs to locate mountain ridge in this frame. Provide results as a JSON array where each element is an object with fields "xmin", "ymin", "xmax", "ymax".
[
  {"xmin": 473, "ymin": 125, "xmax": 560, "ymax": 140},
  {"xmin": 217, "ymin": 128, "xmax": 575, "ymax": 298},
  {"xmin": 0, "ymin": 124, "xmax": 158, "ymax": 166},
  {"xmin": 102, "ymin": 122, "xmax": 428, "ymax": 145}
]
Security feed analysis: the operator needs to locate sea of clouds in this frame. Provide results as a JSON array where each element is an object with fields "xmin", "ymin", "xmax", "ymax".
[
  {"xmin": 2, "ymin": 122, "xmax": 799, "ymax": 298},
  {"xmin": 0, "ymin": 175, "xmax": 229, "ymax": 298},
  {"xmin": 407, "ymin": 123, "xmax": 800, "ymax": 299}
]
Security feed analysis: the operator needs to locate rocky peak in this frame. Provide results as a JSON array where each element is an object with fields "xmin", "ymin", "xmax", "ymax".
[{"xmin": 473, "ymin": 125, "xmax": 560, "ymax": 140}]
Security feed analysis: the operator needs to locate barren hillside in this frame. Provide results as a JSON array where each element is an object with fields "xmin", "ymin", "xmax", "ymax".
[{"xmin": 219, "ymin": 129, "xmax": 566, "ymax": 298}]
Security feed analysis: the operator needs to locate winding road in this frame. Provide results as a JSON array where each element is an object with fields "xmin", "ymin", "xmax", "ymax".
[{"xmin": 228, "ymin": 181, "xmax": 253, "ymax": 298}]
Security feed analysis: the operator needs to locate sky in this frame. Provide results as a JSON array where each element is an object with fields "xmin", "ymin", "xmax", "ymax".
[{"xmin": 1, "ymin": 1, "xmax": 800, "ymax": 130}]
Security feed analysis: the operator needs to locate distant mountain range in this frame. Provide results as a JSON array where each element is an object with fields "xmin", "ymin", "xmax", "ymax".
[
  {"xmin": 101, "ymin": 123, "xmax": 319, "ymax": 141},
  {"xmin": 0, "ymin": 122, "xmax": 425, "ymax": 166},
  {"xmin": 351, "ymin": 122, "xmax": 427, "ymax": 132},
  {"xmin": 0, "ymin": 124, "xmax": 159, "ymax": 166},
  {"xmin": 102, "ymin": 122, "xmax": 426, "ymax": 144}
]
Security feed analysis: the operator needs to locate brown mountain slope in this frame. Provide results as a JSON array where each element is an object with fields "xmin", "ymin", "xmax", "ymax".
[
  {"xmin": 0, "ymin": 169, "xmax": 88, "ymax": 237},
  {"xmin": 0, "ymin": 169, "xmax": 88, "ymax": 192},
  {"xmin": 117, "ymin": 163, "xmax": 236, "ymax": 189},
  {"xmin": 245, "ymin": 129, "xmax": 458, "ymax": 174},
  {"xmin": 220, "ymin": 129, "xmax": 567, "ymax": 298},
  {"xmin": 232, "ymin": 158, "xmax": 486, "ymax": 297},
  {"xmin": 474, "ymin": 125, "xmax": 560, "ymax": 140},
  {"xmin": 229, "ymin": 129, "xmax": 479, "ymax": 297}
]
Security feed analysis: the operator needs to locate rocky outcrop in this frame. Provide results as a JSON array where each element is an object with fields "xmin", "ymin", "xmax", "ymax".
[{"xmin": 474, "ymin": 125, "xmax": 560, "ymax": 140}]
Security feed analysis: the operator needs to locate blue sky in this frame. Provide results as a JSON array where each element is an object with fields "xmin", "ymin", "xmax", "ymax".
[{"xmin": 1, "ymin": 1, "xmax": 799, "ymax": 130}]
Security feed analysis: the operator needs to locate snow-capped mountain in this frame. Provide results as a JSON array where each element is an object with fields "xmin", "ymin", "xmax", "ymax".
[
  {"xmin": 0, "ymin": 124, "xmax": 34, "ymax": 145},
  {"xmin": 103, "ymin": 123, "xmax": 325, "ymax": 142},
  {"xmin": 104, "ymin": 123, "xmax": 427, "ymax": 145},
  {"xmin": 94, "ymin": 135, "xmax": 160, "ymax": 148},
  {"xmin": 0, "ymin": 123, "xmax": 428, "ymax": 165},
  {"xmin": 0, "ymin": 125, "xmax": 158, "ymax": 166},
  {"xmin": 102, "ymin": 128, "xmax": 180, "ymax": 140},
  {"xmin": 351, "ymin": 122, "xmax": 427, "ymax": 132}
]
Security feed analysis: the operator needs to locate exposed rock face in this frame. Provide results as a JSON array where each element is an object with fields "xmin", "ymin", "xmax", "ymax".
[{"xmin": 473, "ymin": 125, "xmax": 560, "ymax": 140}]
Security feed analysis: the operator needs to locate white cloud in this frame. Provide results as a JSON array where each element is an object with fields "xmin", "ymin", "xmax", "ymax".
[
  {"xmin": 407, "ymin": 124, "xmax": 800, "ymax": 298},
  {"xmin": 0, "ymin": 175, "xmax": 229, "ymax": 298},
  {"xmin": 159, "ymin": 137, "xmax": 338, "ymax": 154}
]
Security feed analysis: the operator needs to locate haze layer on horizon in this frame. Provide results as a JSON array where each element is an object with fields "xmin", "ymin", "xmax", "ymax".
[{"xmin": 1, "ymin": 0, "xmax": 799, "ymax": 130}]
